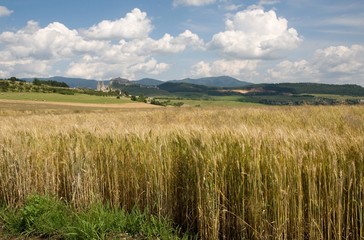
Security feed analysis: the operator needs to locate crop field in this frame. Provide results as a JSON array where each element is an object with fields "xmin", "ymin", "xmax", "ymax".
[{"xmin": 0, "ymin": 105, "xmax": 363, "ymax": 239}]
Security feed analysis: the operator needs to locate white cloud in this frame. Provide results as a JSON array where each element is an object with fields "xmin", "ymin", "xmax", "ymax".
[
  {"xmin": 173, "ymin": 0, "xmax": 216, "ymax": 7},
  {"xmin": 259, "ymin": 0, "xmax": 280, "ymax": 5},
  {"xmin": 0, "ymin": 9, "xmax": 201, "ymax": 80},
  {"xmin": 152, "ymin": 30, "xmax": 204, "ymax": 53},
  {"xmin": 83, "ymin": 8, "xmax": 152, "ymax": 40},
  {"xmin": 66, "ymin": 55, "xmax": 169, "ymax": 80},
  {"xmin": 0, "ymin": 21, "xmax": 106, "ymax": 61},
  {"xmin": 267, "ymin": 60, "xmax": 318, "ymax": 82},
  {"xmin": 0, "ymin": 21, "xmax": 94, "ymax": 78},
  {"xmin": 191, "ymin": 59, "xmax": 259, "ymax": 79},
  {"xmin": 209, "ymin": 8, "xmax": 301, "ymax": 59},
  {"xmin": 0, "ymin": 6, "xmax": 13, "ymax": 17},
  {"xmin": 221, "ymin": 4, "xmax": 243, "ymax": 11},
  {"xmin": 112, "ymin": 29, "xmax": 203, "ymax": 56},
  {"xmin": 314, "ymin": 45, "xmax": 364, "ymax": 74},
  {"xmin": 0, "ymin": 57, "xmax": 54, "ymax": 78},
  {"xmin": 0, "ymin": 70, "xmax": 9, "ymax": 79},
  {"xmin": 268, "ymin": 45, "xmax": 364, "ymax": 85}
]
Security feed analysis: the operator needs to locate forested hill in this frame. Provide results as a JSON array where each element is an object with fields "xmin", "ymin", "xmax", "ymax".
[
  {"xmin": 170, "ymin": 76, "xmax": 251, "ymax": 87},
  {"xmin": 246, "ymin": 83, "xmax": 364, "ymax": 96},
  {"xmin": 16, "ymin": 76, "xmax": 364, "ymax": 97},
  {"xmin": 21, "ymin": 76, "xmax": 251, "ymax": 89}
]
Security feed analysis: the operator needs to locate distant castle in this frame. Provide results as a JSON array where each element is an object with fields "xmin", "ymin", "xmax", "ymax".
[
  {"xmin": 97, "ymin": 77, "xmax": 131, "ymax": 92},
  {"xmin": 96, "ymin": 81, "xmax": 109, "ymax": 92},
  {"xmin": 97, "ymin": 77, "xmax": 157, "ymax": 93}
]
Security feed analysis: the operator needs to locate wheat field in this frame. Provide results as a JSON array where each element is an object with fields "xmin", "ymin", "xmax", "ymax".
[{"xmin": 0, "ymin": 106, "xmax": 363, "ymax": 239}]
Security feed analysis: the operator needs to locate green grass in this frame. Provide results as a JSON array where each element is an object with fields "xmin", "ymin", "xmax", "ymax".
[
  {"xmin": 174, "ymin": 99, "xmax": 261, "ymax": 107},
  {"xmin": 155, "ymin": 96, "xmax": 262, "ymax": 107},
  {"xmin": 210, "ymin": 95, "xmax": 244, "ymax": 101},
  {"xmin": 0, "ymin": 92, "xmax": 131, "ymax": 104},
  {"xmin": 0, "ymin": 195, "xmax": 191, "ymax": 240},
  {"xmin": 312, "ymin": 93, "xmax": 364, "ymax": 100}
]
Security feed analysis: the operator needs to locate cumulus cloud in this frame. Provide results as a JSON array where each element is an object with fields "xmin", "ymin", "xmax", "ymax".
[
  {"xmin": 0, "ymin": 70, "xmax": 9, "ymax": 79},
  {"xmin": 173, "ymin": 0, "xmax": 216, "ymax": 6},
  {"xmin": 191, "ymin": 59, "xmax": 259, "ymax": 79},
  {"xmin": 209, "ymin": 8, "xmax": 301, "ymax": 59},
  {"xmin": 65, "ymin": 29, "xmax": 203, "ymax": 79},
  {"xmin": 66, "ymin": 53, "xmax": 170, "ymax": 80},
  {"xmin": 83, "ymin": 8, "xmax": 152, "ymax": 40},
  {"xmin": 149, "ymin": 30, "xmax": 204, "ymax": 53},
  {"xmin": 314, "ymin": 45, "xmax": 364, "ymax": 74},
  {"xmin": 0, "ymin": 8, "xmax": 202, "ymax": 79},
  {"xmin": 268, "ymin": 45, "xmax": 364, "ymax": 84},
  {"xmin": 267, "ymin": 60, "xmax": 319, "ymax": 82},
  {"xmin": 80, "ymin": 29, "xmax": 204, "ymax": 58},
  {"xmin": 0, "ymin": 6, "xmax": 13, "ymax": 17},
  {"xmin": 0, "ymin": 21, "xmax": 106, "ymax": 59},
  {"xmin": 0, "ymin": 19, "xmax": 106, "ymax": 78}
]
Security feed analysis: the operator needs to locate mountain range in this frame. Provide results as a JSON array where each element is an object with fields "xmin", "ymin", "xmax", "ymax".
[{"xmin": 23, "ymin": 76, "xmax": 251, "ymax": 89}]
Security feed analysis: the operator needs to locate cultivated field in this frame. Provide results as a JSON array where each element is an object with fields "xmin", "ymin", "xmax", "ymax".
[{"xmin": 0, "ymin": 105, "xmax": 363, "ymax": 239}]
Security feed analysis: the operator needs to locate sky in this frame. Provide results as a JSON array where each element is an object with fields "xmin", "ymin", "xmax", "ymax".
[{"xmin": 0, "ymin": 0, "xmax": 363, "ymax": 85}]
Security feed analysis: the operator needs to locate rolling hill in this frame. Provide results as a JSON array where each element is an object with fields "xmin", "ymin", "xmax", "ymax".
[
  {"xmin": 244, "ymin": 83, "xmax": 364, "ymax": 96},
  {"xmin": 22, "ymin": 76, "xmax": 251, "ymax": 89},
  {"xmin": 20, "ymin": 76, "xmax": 364, "ymax": 99},
  {"xmin": 170, "ymin": 76, "xmax": 251, "ymax": 87},
  {"xmin": 158, "ymin": 82, "xmax": 215, "ymax": 93},
  {"xmin": 23, "ymin": 76, "xmax": 100, "ymax": 89},
  {"xmin": 135, "ymin": 78, "xmax": 164, "ymax": 86}
]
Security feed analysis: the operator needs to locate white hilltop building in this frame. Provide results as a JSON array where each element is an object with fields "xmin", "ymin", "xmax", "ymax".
[{"xmin": 96, "ymin": 81, "xmax": 109, "ymax": 92}]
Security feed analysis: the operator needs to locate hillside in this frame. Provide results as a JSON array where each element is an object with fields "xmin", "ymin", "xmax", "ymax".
[
  {"xmin": 278, "ymin": 83, "xmax": 364, "ymax": 96},
  {"xmin": 22, "ymin": 76, "xmax": 251, "ymax": 89},
  {"xmin": 171, "ymin": 76, "xmax": 251, "ymax": 87},
  {"xmin": 23, "ymin": 76, "xmax": 99, "ymax": 89},
  {"xmin": 244, "ymin": 83, "xmax": 364, "ymax": 96},
  {"xmin": 156, "ymin": 81, "xmax": 364, "ymax": 105},
  {"xmin": 0, "ymin": 78, "xmax": 121, "ymax": 98},
  {"xmin": 15, "ymin": 76, "xmax": 364, "ymax": 106},
  {"xmin": 159, "ymin": 82, "xmax": 216, "ymax": 93},
  {"xmin": 135, "ymin": 78, "xmax": 164, "ymax": 86},
  {"xmin": 140, "ymin": 81, "xmax": 364, "ymax": 97}
]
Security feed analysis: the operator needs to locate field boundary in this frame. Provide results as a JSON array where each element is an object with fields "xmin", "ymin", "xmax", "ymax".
[{"xmin": 0, "ymin": 99, "xmax": 161, "ymax": 109}]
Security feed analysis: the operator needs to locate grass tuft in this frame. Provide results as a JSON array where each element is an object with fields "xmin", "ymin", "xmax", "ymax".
[{"xmin": 0, "ymin": 195, "xmax": 188, "ymax": 239}]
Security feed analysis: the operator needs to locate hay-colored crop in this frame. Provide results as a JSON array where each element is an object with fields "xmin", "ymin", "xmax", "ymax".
[{"xmin": 0, "ymin": 106, "xmax": 363, "ymax": 239}]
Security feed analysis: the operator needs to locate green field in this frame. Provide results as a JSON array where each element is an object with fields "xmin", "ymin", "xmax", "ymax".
[
  {"xmin": 153, "ymin": 95, "xmax": 262, "ymax": 107},
  {"xmin": 0, "ymin": 92, "xmax": 131, "ymax": 104},
  {"xmin": 170, "ymin": 98, "xmax": 261, "ymax": 107},
  {"xmin": 0, "ymin": 92, "xmax": 263, "ymax": 107},
  {"xmin": 313, "ymin": 93, "xmax": 364, "ymax": 100}
]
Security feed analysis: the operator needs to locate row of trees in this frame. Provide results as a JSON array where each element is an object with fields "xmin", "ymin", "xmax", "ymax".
[
  {"xmin": 32, "ymin": 78, "xmax": 69, "ymax": 88},
  {"xmin": 253, "ymin": 97, "xmax": 363, "ymax": 106},
  {"xmin": 130, "ymin": 94, "xmax": 184, "ymax": 107}
]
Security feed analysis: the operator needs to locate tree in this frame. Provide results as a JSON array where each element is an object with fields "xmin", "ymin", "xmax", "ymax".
[
  {"xmin": 9, "ymin": 77, "xmax": 18, "ymax": 82},
  {"xmin": 33, "ymin": 78, "xmax": 42, "ymax": 86}
]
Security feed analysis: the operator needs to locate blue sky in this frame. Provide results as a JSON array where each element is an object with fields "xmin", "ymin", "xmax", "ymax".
[{"xmin": 0, "ymin": 0, "xmax": 363, "ymax": 85}]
